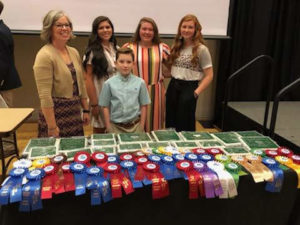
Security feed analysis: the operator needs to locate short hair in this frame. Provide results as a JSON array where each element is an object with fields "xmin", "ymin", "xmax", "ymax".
[
  {"xmin": 0, "ymin": 1, "xmax": 4, "ymax": 15},
  {"xmin": 116, "ymin": 47, "xmax": 135, "ymax": 61},
  {"xmin": 132, "ymin": 17, "xmax": 161, "ymax": 44},
  {"xmin": 40, "ymin": 10, "xmax": 75, "ymax": 43}
]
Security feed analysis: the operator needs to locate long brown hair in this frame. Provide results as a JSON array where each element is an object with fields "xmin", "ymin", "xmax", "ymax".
[
  {"xmin": 132, "ymin": 17, "xmax": 161, "ymax": 44},
  {"xmin": 169, "ymin": 14, "xmax": 205, "ymax": 66}
]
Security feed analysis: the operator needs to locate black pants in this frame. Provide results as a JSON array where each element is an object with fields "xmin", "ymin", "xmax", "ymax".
[{"xmin": 166, "ymin": 78, "xmax": 198, "ymax": 131}]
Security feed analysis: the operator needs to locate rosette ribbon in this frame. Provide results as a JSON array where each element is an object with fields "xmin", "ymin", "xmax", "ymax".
[
  {"xmin": 231, "ymin": 155, "xmax": 264, "ymax": 183},
  {"xmin": 120, "ymin": 160, "xmax": 143, "ymax": 188},
  {"xmin": 86, "ymin": 166, "xmax": 112, "ymax": 205},
  {"xmin": 198, "ymin": 154, "xmax": 214, "ymax": 163},
  {"xmin": 61, "ymin": 163, "xmax": 75, "ymax": 192},
  {"xmin": 161, "ymin": 155, "xmax": 181, "ymax": 180},
  {"xmin": 277, "ymin": 147, "xmax": 293, "ymax": 158},
  {"xmin": 265, "ymin": 150, "xmax": 279, "ymax": 158},
  {"xmin": 262, "ymin": 158, "xmax": 284, "ymax": 192},
  {"xmin": 32, "ymin": 158, "xmax": 50, "ymax": 169},
  {"xmin": 41, "ymin": 164, "xmax": 59, "ymax": 199},
  {"xmin": 74, "ymin": 151, "xmax": 91, "ymax": 167},
  {"xmin": 107, "ymin": 155, "xmax": 120, "ymax": 164},
  {"xmin": 104, "ymin": 163, "xmax": 134, "ymax": 198},
  {"xmin": 184, "ymin": 153, "xmax": 199, "ymax": 162},
  {"xmin": 207, "ymin": 161, "xmax": 237, "ymax": 199},
  {"xmin": 191, "ymin": 148, "xmax": 206, "ymax": 155},
  {"xmin": 143, "ymin": 162, "xmax": 169, "ymax": 199},
  {"xmin": 176, "ymin": 160, "xmax": 203, "ymax": 199},
  {"xmin": 225, "ymin": 162, "xmax": 241, "ymax": 187},
  {"xmin": 50, "ymin": 154, "xmax": 67, "ymax": 194},
  {"xmin": 206, "ymin": 148, "xmax": 223, "ymax": 156},
  {"xmin": 0, "ymin": 168, "xmax": 26, "ymax": 205},
  {"xmin": 275, "ymin": 156, "xmax": 300, "ymax": 188},
  {"xmin": 91, "ymin": 152, "xmax": 108, "ymax": 168},
  {"xmin": 172, "ymin": 154, "xmax": 185, "ymax": 162},
  {"xmin": 70, "ymin": 162, "xmax": 87, "ymax": 196},
  {"xmin": 134, "ymin": 156, "xmax": 149, "ymax": 185},
  {"xmin": 246, "ymin": 155, "xmax": 274, "ymax": 182},
  {"xmin": 19, "ymin": 169, "xmax": 45, "ymax": 212},
  {"xmin": 251, "ymin": 149, "xmax": 266, "ymax": 157},
  {"xmin": 13, "ymin": 159, "xmax": 32, "ymax": 169},
  {"xmin": 120, "ymin": 153, "xmax": 135, "ymax": 161}
]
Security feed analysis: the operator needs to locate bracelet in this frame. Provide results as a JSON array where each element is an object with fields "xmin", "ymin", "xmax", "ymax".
[
  {"xmin": 83, "ymin": 109, "xmax": 90, "ymax": 113},
  {"xmin": 48, "ymin": 126, "xmax": 57, "ymax": 131},
  {"xmin": 91, "ymin": 104, "xmax": 98, "ymax": 108}
]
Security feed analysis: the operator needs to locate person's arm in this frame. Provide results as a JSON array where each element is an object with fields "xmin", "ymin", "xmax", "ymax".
[
  {"xmin": 81, "ymin": 98, "xmax": 90, "ymax": 126},
  {"xmin": 41, "ymin": 107, "xmax": 59, "ymax": 137},
  {"xmin": 139, "ymin": 105, "xmax": 147, "ymax": 131},
  {"xmin": 85, "ymin": 64, "xmax": 100, "ymax": 120},
  {"xmin": 102, "ymin": 106, "xmax": 111, "ymax": 132},
  {"xmin": 194, "ymin": 67, "xmax": 213, "ymax": 97}
]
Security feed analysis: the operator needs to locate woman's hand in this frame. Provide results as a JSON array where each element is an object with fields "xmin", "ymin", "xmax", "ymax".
[
  {"xmin": 48, "ymin": 126, "xmax": 60, "ymax": 137},
  {"xmin": 91, "ymin": 105, "xmax": 100, "ymax": 122},
  {"xmin": 82, "ymin": 113, "xmax": 90, "ymax": 126}
]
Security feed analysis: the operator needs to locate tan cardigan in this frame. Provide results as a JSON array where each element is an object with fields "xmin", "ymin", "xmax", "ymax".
[{"xmin": 33, "ymin": 44, "xmax": 87, "ymax": 107}]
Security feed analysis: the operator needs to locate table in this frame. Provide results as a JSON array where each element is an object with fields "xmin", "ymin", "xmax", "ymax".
[
  {"xmin": 0, "ymin": 108, "xmax": 34, "ymax": 180},
  {"xmin": 0, "ymin": 169, "xmax": 299, "ymax": 225}
]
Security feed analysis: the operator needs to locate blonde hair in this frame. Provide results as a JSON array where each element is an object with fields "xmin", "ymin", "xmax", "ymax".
[
  {"xmin": 40, "ymin": 10, "xmax": 75, "ymax": 43},
  {"xmin": 169, "ymin": 14, "xmax": 205, "ymax": 66},
  {"xmin": 132, "ymin": 17, "xmax": 161, "ymax": 44}
]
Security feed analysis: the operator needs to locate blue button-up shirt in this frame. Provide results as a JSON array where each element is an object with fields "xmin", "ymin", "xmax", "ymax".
[{"xmin": 99, "ymin": 73, "xmax": 151, "ymax": 123}]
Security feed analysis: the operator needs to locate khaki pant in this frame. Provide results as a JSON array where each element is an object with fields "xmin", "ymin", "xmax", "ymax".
[
  {"xmin": 109, "ymin": 122, "xmax": 143, "ymax": 134},
  {"xmin": 0, "ymin": 90, "xmax": 13, "ymax": 107}
]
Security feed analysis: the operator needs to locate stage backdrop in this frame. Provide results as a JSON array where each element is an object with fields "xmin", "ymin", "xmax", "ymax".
[{"xmin": 2, "ymin": 0, "xmax": 230, "ymax": 36}]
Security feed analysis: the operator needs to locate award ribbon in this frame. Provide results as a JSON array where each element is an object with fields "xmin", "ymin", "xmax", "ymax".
[
  {"xmin": 262, "ymin": 158, "xmax": 284, "ymax": 192},
  {"xmin": 176, "ymin": 160, "xmax": 202, "ymax": 199},
  {"xmin": 86, "ymin": 166, "xmax": 112, "ymax": 205},
  {"xmin": 291, "ymin": 154, "xmax": 300, "ymax": 165},
  {"xmin": 184, "ymin": 153, "xmax": 199, "ymax": 162},
  {"xmin": 207, "ymin": 161, "xmax": 237, "ymax": 198},
  {"xmin": 74, "ymin": 151, "xmax": 91, "ymax": 167},
  {"xmin": 0, "ymin": 168, "xmax": 26, "ymax": 205},
  {"xmin": 41, "ymin": 164, "xmax": 58, "ymax": 199},
  {"xmin": 91, "ymin": 151, "xmax": 108, "ymax": 168},
  {"xmin": 265, "ymin": 150, "xmax": 279, "ymax": 158},
  {"xmin": 215, "ymin": 154, "xmax": 230, "ymax": 164},
  {"xmin": 246, "ymin": 155, "xmax": 274, "ymax": 182},
  {"xmin": 13, "ymin": 159, "xmax": 32, "ymax": 169},
  {"xmin": 32, "ymin": 158, "xmax": 50, "ymax": 169},
  {"xmin": 148, "ymin": 154, "xmax": 162, "ymax": 164},
  {"xmin": 70, "ymin": 162, "xmax": 87, "ymax": 196},
  {"xmin": 275, "ymin": 156, "xmax": 300, "ymax": 188},
  {"xmin": 51, "ymin": 154, "xmax": 67, "ymax": 194},
  {"xmin": 19, "ymin": 169, "xmax": 45, "ymax": 212},
  {"xmin": 206, "ymin": 148, "xmax": 223, "ymax": 156},
  {"xmin": 192, "ymin": 148, "xmax": 206, "ymax": 155},
  {"xmin": 161, "ymin": 155, "xmax": 181, "ymax": 180},
  {"xmin": 251, "ymin": 149, "xmax": 266, "ymax": 157},
  {"xmin": 134, "ymin": 156, "xmax": 148, "ymax": 184},
  {"xmin": 120, "ymin": 153, "xmax": 135, "ymax": 161},
  {"xmin": 192, "ymin": 161, "xmax": 206, "ymax": 197},
  {"xmin": 135, "ymin": 151, "xmax": 145, "ymax": 157},
  {"xmin": 198, "ymin": 154, "xmax": 214, "ymax": 163},
  {"xmin": 172, "ymin": 154, "xmax": 185, "ymax": 162},
  {"xmin": 120, "ymin": 160, "xmax": 143, "ymax": 188},
  {"xmin": 225, "ymin": 162, "xmax": 241, "ymax": 187},
  {"xmin": 61, "ymin": 163, "xmax": 75, "ymax": 192},
  {"xmin": 277, "ymin": 147, "xmax": 293, "ymax": 158},
  {"xmin": 104, "ymin": 163, "xmax": 134, "ymax": 198},
  {"xmin": 231, "ymin": 155, "xmax": 264, "ymax": 183},
  {"xmin": 107, "ymin": 155, "xmax": 120, "ymax": 164},
  {"xmin": 143, "ymin": 162, "xmax": 169, "ymax": 199}
]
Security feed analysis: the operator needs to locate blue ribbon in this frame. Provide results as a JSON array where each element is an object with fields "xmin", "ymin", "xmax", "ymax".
[
  {"xmin": 86, "ymin": 166, "xmax": 104, "ymax": 205},
  {"xmin": 172, "ymin": 154, "xmax": 185, "ymax": 162},
  {"xmin": 70, "ymin": 163, "xmax": 87, "ymax": 196},
  {"xmin": 19, "ymin": 169, "xmax": 45, "ymax": 212},
  {"xmin": 198, "ymin": 154, "xmax": 214, "ymax": 163},
  {"xmin": 120, "ymin": 160, "xmax": 143, "ymax": 188},
  {"xmin": 0, "ymin": 168, "xmax": 26, "ymax": 205},
  {"xmin": 148, "ymin": 155, "xmax": 162, "ymax": 164},
  {"xmin": 107, "ymin": 155, "xmax": 120, "ymax": 164},
  {"xmin": 161, "ymin": 156, "xmax": 181, "ymax": 180},
  {"xmin": 184, "ymin": 153, "xmax": 199, "ymax": 162},
  {"xmin": 99, "ymin": 178, "xmax": 112, "ymax": 203},
  {"xmin": 262, "ymin": 157, "xmax": 284, "ymax": 192}
]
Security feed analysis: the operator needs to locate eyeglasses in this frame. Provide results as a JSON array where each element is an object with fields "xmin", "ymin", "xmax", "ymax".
[{"xmin": 55, "ymin": 23, "xmax": 71, "ymax": 29}]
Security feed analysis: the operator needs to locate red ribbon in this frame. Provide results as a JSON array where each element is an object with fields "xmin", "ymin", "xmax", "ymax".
[
  {"xmin": 205, "ymin": 148, "xmax": 223, "ymax": 156},
  {"xmin": 104, "ymin": 163, "xmax": 134, "ymax": 198},
  {"xmin": 41, "ymin": 164, "xmax": 58, "ymax": 199},
  {"xmin": 265, "ymin": 149, "xmax": 279, "ymax": 158},
  {"xmin": 74, "ymin": 151, "xmax": 91, "ymax": 167},
  {"xmin": 143, "ymin": 162, "xmax": 169, "ymax": 199},
  {"xmin": 61, "ymin": 163, "xmax": 75, "ymax": 192},
  {"xmin": 277, "ymin": 147, "xmax": 294, "ymax": 158},
  {"xmin": 192, "ymin": 148, "xmax": 206, "ymax": 155},
  {"xmin": 134, "ymin": 156, "xmax": 148, "ymax": 181},
  {"xmin": 91, "ymin": 152, "xmax": 108, "ymax": 168},
  {"xmin": 51, "ymin": 154, "xmax": 67, "ymax": 194},
  {"xmin": 176, "ymin": 160, "xmax": 204, "ymax": 199}
]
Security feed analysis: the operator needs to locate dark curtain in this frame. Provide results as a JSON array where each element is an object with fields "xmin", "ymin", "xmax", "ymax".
[{"xmin": 214, "ymin": 0, "xmax": 300, "ymax": 126}]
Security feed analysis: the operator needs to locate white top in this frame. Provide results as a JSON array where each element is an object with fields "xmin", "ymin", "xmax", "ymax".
[
  {"xmin": 83, "ymin": 43, "xmax": 117, "ymax": 128},
  {"xmin": 171, "ymin": 45, "xmax": 212, "ymax": 81}
]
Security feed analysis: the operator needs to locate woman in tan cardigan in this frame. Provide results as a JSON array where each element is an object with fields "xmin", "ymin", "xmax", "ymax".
[{"xmin": 33, "ymin": 10, "xmax": 89, "ymax": 137}]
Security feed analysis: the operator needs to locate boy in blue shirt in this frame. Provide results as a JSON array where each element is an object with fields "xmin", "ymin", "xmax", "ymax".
[{"xmin": 99, "ymin": 47, "xmax": 151, "ymax": 133}]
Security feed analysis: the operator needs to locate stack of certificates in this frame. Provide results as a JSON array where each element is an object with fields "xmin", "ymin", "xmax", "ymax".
[{"xmin": 91, "ymin": 133, "xmax": 117, "ymax": 155}]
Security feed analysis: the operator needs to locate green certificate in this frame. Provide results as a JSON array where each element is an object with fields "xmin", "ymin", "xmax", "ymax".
[
  {"xmin": 118, "ymin": 143, "xmax": 143, "ymax": 153},
  {"xmin": 199, "ymin": 140, "xmax": 224, "ymax": 148},
  {"xmin": 174, "ymin": 141, "xmax": 198, "ymax": 148},
  {"xmin": 236, "ymin": 131, "xmax": 263, "ymax": 137},
  {"xmin": 118, "ymin": 133, "xmax": 152, "ymax": 143},
  {"xmin": 223, "ymin": 147, "xmax": 250, "ymax": 155},
  {"xmin": 93, "ymin": 139, "xmax": 116, "ymax": 146},
  {"xmin": 147, "ymin": 142, "xmax": 170, "ymax": 148},
  {"xmin": 152, "ymin": 130, "xmax": 181, "ymax": 142},
  {"xmin": 213, "ymin": 132, "xmax": 241, "ymax": 145},
  {"xmin": 29, "ymin": 146, "xmax": 57, "ymax": 159},
  {"xmin": 92, "ymin": 133, "xmax": 114, "ymax": 140},
  {"xmin": 241, "ymin": 136, "xmax": 279, "ymax": 150},
  {"xmin": 59, "ymin": 137, "xmax": 86, "ymax": 151},
  {"xmin": 93, "ymin": 147, "xmax": 116, "ymax": 155},
  {"xmin": 180, "ymin": 131, "xmax": 214, "ymax": 141},
  {"xmin": 23, "ymin": 138, "xmax": 56, "ymax": 155},
  {"xmin": 65, "ymin": 148, "xmax": 92, "ymax": 161}
]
